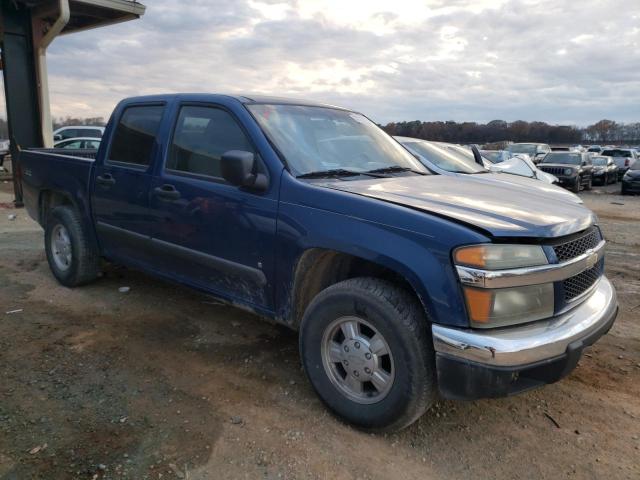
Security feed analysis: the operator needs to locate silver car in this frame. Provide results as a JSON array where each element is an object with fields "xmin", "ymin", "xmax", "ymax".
[{"xmin": 396, "ymin": 137, "xmax": 582, "ymax": 204}]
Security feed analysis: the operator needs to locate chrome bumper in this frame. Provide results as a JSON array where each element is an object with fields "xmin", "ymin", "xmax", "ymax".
[{"xmin": 432, "ymin": 276, "xmax": 617, "ymax": 367}]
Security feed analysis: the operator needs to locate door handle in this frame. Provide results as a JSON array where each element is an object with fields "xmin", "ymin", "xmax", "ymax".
[
  {"xmin": 96, "ymin": 173, "xmax": 116, "ymax": 186},
  {"xmin": 153, "ymin": 184, "xmax": 181, "ymax": 200}
]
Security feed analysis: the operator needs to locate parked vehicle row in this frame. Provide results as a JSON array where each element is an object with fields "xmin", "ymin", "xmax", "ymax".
[
  {"xmin": 396, "ymin": 137, "xmax": 580, "ymax": 203},
  {"xmin": 18, "ymin": 94, "xmax": 618, "ymax": 431}
]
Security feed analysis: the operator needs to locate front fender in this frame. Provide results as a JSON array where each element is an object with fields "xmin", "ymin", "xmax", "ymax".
[{"xmin": 275, "ymin": 176, "xmax": 488, "ymax": 328}]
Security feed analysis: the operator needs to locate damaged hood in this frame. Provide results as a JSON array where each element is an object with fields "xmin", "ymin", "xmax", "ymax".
[{"xmin": 321, "ymin": 175, "xmax": 596, "ymax": 238}]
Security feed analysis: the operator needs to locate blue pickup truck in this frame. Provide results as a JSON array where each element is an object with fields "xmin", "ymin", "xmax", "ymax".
[{"xmin": 19, "ymin": 94, "xmax": 618, "ymax": 431}]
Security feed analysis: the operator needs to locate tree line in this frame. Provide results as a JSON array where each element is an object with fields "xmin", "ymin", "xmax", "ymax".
[
  {"xmin": 383, "ymin": 119, "xmax": 640, "ymax": 145},
  {"xmin": 0, "ymin": 116, "xmax": 638, "ymax": 146}
]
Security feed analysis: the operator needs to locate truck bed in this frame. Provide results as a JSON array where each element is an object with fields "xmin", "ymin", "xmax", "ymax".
[{"xmin": 20, "ymin": 148, "xmax": 96, "ymax": 225}]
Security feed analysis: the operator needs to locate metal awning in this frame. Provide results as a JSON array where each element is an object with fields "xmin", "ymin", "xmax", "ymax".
[{"xmin": 26, "ymin": 0, "xmax": 146, "ymax": 35}]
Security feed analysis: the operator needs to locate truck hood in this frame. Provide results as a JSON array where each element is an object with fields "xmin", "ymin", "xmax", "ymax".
[
  {"xmin": 460, "ymin": 172, "xmax": 581, "ymax": 204},
  {"xmin": 321, "ymin": 175, "xmax": 596, "ymax": 238}
]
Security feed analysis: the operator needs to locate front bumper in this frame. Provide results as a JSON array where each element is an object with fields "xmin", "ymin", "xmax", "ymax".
[{"xmin": 432, "ymin": 276, "xmax": 618, "ymax": 400}]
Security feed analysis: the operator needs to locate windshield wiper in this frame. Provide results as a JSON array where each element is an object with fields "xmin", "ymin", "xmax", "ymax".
[
  {"xmin": 366, "ymin": 166, "xmax": 428, "ymax": 175},
  {"xmin": 297, "ymin": 168, "xmax": 386, "ymax": 179}
]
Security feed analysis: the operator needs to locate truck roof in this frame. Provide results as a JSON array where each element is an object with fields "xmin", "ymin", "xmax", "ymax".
[{"xmin": 117, "ymin": 93, "xmax": 349, "ymax": 111}]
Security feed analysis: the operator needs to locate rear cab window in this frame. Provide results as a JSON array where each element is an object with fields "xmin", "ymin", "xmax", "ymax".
[{"xmin": 108, "ymin": 105, "xmax": 165, "ymax": 168}]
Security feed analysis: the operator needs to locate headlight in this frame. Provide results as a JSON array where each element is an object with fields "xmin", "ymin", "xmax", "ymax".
[
  {"xmin": 564, "ymin": 168, "xmax": 573, "ymax": 175},
  {"xmin": 454, "ymin": 244, "xmax": 553, "ymax": 328},
  {"xmin": 462, "ymin": 284, "xmax": 555, "ymax": 328},
  {"xmin": 454, "ymin": 244, "xmax": 548, "ymax": 270}
]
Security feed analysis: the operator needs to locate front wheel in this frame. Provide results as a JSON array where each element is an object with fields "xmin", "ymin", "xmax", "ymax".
[
  {"xmin": 299, "ymin": 277, "xmax": 436, "ymax": 431},
  {"xmin": 571, "ymin": 178, "xmax": 581, "ymax": 193},
  {"xmin": 45, "ymin": 205, "xmax": 100, "ymax": 287}
]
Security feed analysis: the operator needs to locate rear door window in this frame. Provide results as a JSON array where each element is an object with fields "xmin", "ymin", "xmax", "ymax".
[{"xmin": 108, "ymin": 105, "xmax": 164, "ymax": 167}]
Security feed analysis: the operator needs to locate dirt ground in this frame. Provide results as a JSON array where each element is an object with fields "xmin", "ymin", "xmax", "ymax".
[{"xmin": 0, "ymin": 179, "xmax": 638, "ymax": 480}]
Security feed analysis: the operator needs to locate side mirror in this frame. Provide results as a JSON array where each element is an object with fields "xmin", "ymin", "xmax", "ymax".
[
  {"xmin": 53, "ymin": 134, "xmax": 62, "ymax": 141},
  {"xmin": 220, "ymin": 150, "xmax": 268, "ymax": 191}
]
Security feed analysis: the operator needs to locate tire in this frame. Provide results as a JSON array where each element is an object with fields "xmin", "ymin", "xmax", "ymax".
[
  {"xmin": 585, "ymin": 176, "xmax": 593, "ymax": 191},
  {"xmin": 571, "ymin": 177, "xmax": 581, "ymax": 193},
  {"xmin": 45, "ymin": 205, "xmax": 100, "ymax": 287},
  {"xmin": 299, "ymin": 277, "xmax": 436, "ymax": 432}
]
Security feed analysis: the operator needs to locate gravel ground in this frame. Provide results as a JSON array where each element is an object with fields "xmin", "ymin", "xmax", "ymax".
[{"xmin": 0, "ymin": 179, "xmax": 638, "ymax": 480}]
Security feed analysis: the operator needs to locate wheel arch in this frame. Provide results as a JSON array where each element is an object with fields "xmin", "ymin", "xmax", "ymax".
[{"xmin": 285, "ymin": 247, "xmax": 435, "ymax": 330}]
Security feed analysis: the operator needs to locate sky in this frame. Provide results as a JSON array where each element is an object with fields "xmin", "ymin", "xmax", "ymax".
[{"xmin": 2, "ymin": 0, "xmax": 640, "ymax": 125}]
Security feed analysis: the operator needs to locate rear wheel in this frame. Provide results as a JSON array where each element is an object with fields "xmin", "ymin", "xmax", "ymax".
[
  {"xmin": 299, "ymin": 277, "xmax": 436, "ymax": 431},
  {"xmin": 45, "ymin": 206, "xmax": 100, "ymax": 287}
]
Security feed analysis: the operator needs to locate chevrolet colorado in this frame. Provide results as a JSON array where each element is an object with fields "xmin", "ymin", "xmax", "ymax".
[{"xmin": 19, "ymin": 94, "xmax": 618, "ymax": 431}]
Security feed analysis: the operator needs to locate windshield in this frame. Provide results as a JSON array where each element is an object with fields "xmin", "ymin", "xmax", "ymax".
[
  {"xmin": 602, "ymin": 149, "xmax": 631, "ymax": 157},
  {"xmin": 402, "ymin": 141, "xmax": 487, "ymax": 174},
  {"xmin": 481, "ymin": 150, "xmax": 504, "ymax": 163},
  {"xmin": 541, "ymin": 153, "xmax": 582, "ymax": 165},
  {"xmin": 592, "ymin": 157, "xmax": 608, "ymax": 166},
  {"xmin": 507, "ymin": 144, "xmax": 537, "ymax": 155},
  {"xmin": 248, "ymin": 104, "xmax": 426, "ymax": 176}
]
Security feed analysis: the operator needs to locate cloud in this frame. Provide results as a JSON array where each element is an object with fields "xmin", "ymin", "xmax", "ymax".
[{"xmin": 1, "ymin": 0, "xmax": 639, "ymax": 125}]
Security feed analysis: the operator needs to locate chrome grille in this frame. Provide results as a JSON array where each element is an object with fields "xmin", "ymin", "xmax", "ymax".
[
  {"xmin": 563, "ymin": 263, "xmax": 602, "ymax": 302},
  {"xmin": 553, "ymin": 227, "xmax": 602, "ymax": 262}
]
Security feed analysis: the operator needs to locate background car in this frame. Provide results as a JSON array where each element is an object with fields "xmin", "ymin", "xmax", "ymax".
[
  {"xmin": 591, "ymin": 155, "xmax": 618, "ymax": 185},
  {"xmin": 506, "ymin": 143, "xmax": 551, "ymax": 163},
  {"xmin": 621, "ymin": 160, "xmax": 640, "ymax": 195},
  {"xmin": 54, "ymin": 137, "xmax": 102, "ymax": 150},
  {"xmin": 600, "ymin": 148, "xmax": 638, "ymax": 180},
  {"xmin": 52, "ymin": 125, "xmax": 105, "ymax": 142},
  {"xmin": 537, "ymin": 151, "xmax": 593, "ymax": 192}
]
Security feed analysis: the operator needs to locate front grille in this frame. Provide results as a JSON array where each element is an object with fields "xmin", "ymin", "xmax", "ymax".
[
  {"xmin": 563, "ymin": 263, "xmax": 602, "ymax": 302},
  {"xmin": 539, "ymin": 166, "xmax": 566, "ymax": 176},
  {"xmin": 552, "ymin": 227, "xmax": 602, "ymax": 262}
]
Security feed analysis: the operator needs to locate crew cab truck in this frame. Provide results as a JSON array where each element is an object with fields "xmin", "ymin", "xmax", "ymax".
[{"xmin": 19, "ymin": 94, "xmax": 618, "ymax": 431}]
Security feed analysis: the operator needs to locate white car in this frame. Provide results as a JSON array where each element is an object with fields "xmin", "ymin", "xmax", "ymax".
[
  {"xmin": 53, "ymin": 125, "xmax": 104, "ymax": 142},
  {"xmin": 498, "ymin": 153, "xmax": 559, "ymax": 184},
  {"xmin": 54, "ymin": 137, "xmax": 102, "ymax": 150}
]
